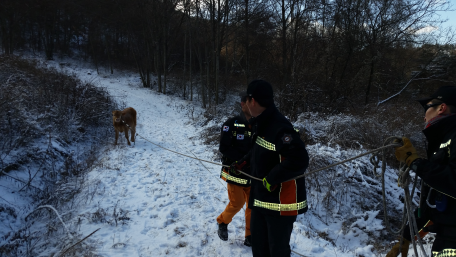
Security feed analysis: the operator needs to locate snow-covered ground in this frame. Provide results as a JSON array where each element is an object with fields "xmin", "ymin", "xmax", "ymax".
[{"xmin": 1, "ymin": 57, "xmax": 433, "ymax": 256}]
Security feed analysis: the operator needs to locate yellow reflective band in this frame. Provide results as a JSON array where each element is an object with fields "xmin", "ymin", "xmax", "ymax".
[
  {"xmin": 234, "ymin": 123, "xmax": 245, "ymax": 127},
  {"xmin": 440, "ymin": 139, "xmax": 451, "ymax": 148},
  {"xmin": 232, "ymin": 131, "xmax": 236, "ymax": 136},
  {"xmin": 256, "ymin": 137, "xmax": 276, "ymax": 151},
  {"xmin": 426, "ymin": 185, "xmax": 456, "ymax": 200},
  {"xmin": 248, "ymin": 132, "xmax": 251, "ymax": 137},
  {"xmin": 418, "ymin": 220, "xmax": 432, "ymax": 234},
  {"xmin": 432, "ymin": 249, "xmax": 456, "ymax": 257},
  {"xmin": 253, "ymin": 199, "xmax": 307, "ymax": 211},
  {"xmin": 221, "ymin": 171, "xmax": 249, "ymax": 184},
  {"xmin": 293, "ymin": 127, "xmax": 299, "ymax": 133}
]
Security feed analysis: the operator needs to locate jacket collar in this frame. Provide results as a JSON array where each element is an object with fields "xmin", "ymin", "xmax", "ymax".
[
  {"xmin": 423, "ymin": 114, "xmax": 456, "ymax": 151},
  {"xmin": 250, "ymin": 104, "xmax": 277, "ymax": 126}
]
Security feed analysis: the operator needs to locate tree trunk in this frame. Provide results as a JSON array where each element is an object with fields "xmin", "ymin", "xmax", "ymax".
[
  {"xmin": 156, "ymin": 42, "xmax": 162, "ymax": 93},
  {"xmin": 189, "ymin": 21, "xmax": 193, "ymax": 102},
  {"xmin": 244, "ymin": 0, "xmax": 250, "ymax": 80},
  {"xmin": 163, "ymin": 27, "xmax": 167, "ymax": 94},
  {"xmin": 183, "ymin": 25, "xmax": 187, "ymax": 99}
]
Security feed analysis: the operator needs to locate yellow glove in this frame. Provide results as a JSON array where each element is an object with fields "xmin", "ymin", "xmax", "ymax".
[
  {"xmin": 386, "ymin": 238, "xmax": 410, "ymax": 257},
  {"xmin": 262, "ymin": 178, "xmax": 277, "ymax": 192},
  {"xmin": 395, "ymin": 137, "xmax": 419, "ymax": 166}
]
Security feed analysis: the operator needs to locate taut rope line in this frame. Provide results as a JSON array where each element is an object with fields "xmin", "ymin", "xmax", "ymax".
[
  {"xmin": 124, "ymin": 121, "xmax": 428, "ymax": 255},
  {"xmin": 125, "ymin": 120, "xmax": 401, "ymax": 182}
]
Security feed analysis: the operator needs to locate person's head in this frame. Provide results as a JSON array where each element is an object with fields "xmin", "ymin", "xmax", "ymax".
[
  {"xmin": 244, "ymin": 80, "xmax": 274, "ymax": 107},
  {"xmin": 244, "ymin": 80, "xmax": 274, "ymax": 117},
  {"xmin": 240, "ymin": 95, "xmax": 251, "ymax": 119},
  {"xmin": 418, "ymin": 86, "xmax": 456, "ymax": 122}
]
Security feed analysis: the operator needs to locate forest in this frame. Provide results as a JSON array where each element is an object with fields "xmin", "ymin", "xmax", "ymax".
[
  {"xmin": 1, "ymin": 0, "xmax": 455, "ymax": 119},
  {"xmin": 2, "ymin": 1, "xmax": 456, "ymax": 256}
]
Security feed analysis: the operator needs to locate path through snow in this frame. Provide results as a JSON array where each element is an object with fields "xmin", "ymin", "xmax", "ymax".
[{"xmin": 43, "ymin": 61, "xmax": 409, "ymax": 257}]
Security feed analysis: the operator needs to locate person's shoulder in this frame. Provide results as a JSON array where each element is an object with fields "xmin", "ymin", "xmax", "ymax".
[
  {"xmin": 223, "ymin": 116, "xmax": 239, "ymax": 124},
  {"xmin": 272, "ymin": 110, "xmax": 293, "ymax": 128}
]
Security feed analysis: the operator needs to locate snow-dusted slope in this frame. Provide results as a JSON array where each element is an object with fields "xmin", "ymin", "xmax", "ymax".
[{"xmin": 31, "ymin": 59, "xmax": 431, "ymax": 257}]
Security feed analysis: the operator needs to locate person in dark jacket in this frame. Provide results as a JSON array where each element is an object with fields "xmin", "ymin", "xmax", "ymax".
[
  {"xmin": 237, "ymin": 80, "xmax": 309, "ymax": 257},
  {"xmin": 388, "ymin": 85, "xmax": 456, "ymax": 257},
  {"xmin": 217, "ymin": 95, "xmax": 253, "ymax": 246}
]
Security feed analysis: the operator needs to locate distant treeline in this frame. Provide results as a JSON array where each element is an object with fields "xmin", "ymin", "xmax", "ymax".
[{"xmin": 1, "ymin": 0, "xmax": 455, "ymax": 117}]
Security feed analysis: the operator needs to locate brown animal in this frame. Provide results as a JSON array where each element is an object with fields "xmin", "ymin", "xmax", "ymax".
[{"xmin": 112, "ymin": 107, "xmax": 137, "ymax": 145}]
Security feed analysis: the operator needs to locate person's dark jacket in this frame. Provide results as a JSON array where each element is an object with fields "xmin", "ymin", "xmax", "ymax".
[
  {"xmin": 219, "ymin": 113, "xmax": 252, "ymax": 187},
  {"xmin": 245, "ymin": 105, "xmax": 309, "ymax": 216},
  {"xmin": 404, "ymin": 114, "xmax": 456, "ymax": 241}
]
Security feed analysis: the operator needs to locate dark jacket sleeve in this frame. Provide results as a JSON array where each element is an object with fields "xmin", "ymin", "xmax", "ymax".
[
  {"xmin": 240, "ymin": 151, "xmax": 251, "ymax": 165},
  {"xmin": 415, "ymin": 142, "xmax": 456, "ymax": 199},
  {"xmin": 219, "ymin": 118, "xmax": 245, "ymax": 162},
  {"xmin": 266, "ymin": 129, "xmax": 309, "ymax": 185}
]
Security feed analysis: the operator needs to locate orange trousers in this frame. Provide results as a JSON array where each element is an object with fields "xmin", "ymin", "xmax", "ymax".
[{"xmin": 217, "ymin": 183, "xmax": 251, "ymax": 237}]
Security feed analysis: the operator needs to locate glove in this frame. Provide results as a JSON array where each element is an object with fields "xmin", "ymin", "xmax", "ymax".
[
  {"xmin": 395, "ymin": 137, "xmax": 420, "ymax": 167},
  {"xmin": 385, "ymin": 238, "xmax": 410, "ymax": 257},
  {"xmin": 263, "ymin": 177, "xmax": 277, "ymax": 192},
  {"xmin": 229, "ymin": 161, "xmax": 246, "ymax": 175}
]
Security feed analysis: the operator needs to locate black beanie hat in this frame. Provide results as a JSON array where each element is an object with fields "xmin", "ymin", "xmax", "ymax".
[{"xmin": 244, "ymin": 80, "xmax": 274, "ymax": 101}]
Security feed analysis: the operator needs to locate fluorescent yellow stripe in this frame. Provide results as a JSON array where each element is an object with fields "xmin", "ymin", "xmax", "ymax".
[
  {"xmin": 234, "ymin": 124, "xmax": 245, "ymax": 127},
  {"xmin": 256, "ymin": 137, "xmax": 276, "ymax": 151},
  {"xmin": 418, "ymin": 220, "xmax": 432, "ymax": 234},
  {"xmin": 426, "ymin": 184, "xmax": 456, "ymax": 200},
  {"xmin": 440, "ymin": 139, "xmax": 451, "ymax": 148},
  {"xmin": 253, "ymin": 199, "xmax": 306, "ymax": 211},
  {"xmin": 432, "ymin": 249, "xmax": 456, "ymax": 257},
  {"xmin": 220, "ymin": 171, "xmax": 249, "ymax": 184}
]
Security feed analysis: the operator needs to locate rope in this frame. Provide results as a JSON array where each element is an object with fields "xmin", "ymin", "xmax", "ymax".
[
  {"xmin": 132, "ymin": 124, "xmax": 400, "ymax": 182},
  {"xmin": 372, "ymin": 137, "xmax": 428, "ymax": 257},
  {"xmin": 124, "ymin": 121, "xmax": 429, "ymax": 255}
]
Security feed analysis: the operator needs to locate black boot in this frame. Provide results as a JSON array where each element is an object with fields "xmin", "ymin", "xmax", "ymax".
[
  {"xmin": 218, "ymin": 223, "xmax": 228, "ymax": 241},
  {"xmin": 244, "ymin": 235, "xmax": 252, "ymax": 247}
]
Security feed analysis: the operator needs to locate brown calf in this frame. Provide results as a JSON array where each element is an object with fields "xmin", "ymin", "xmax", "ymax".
[{"xmin": 112, "ymin": 107, "xmax": 137, "ymax": 145}]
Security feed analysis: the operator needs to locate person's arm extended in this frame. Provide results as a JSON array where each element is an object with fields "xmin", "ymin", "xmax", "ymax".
[{"xmin": 266, "ymin": 130, "xmax": 309, "ymax": 185}]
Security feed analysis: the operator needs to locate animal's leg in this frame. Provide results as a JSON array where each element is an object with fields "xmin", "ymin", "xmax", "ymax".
[
  {"xmin": 131, "ymin": 127, "xmax": 136, "ymax": 143},
  {"xmin": 115, "ymin": 130, "xmax": 119, "ymax": 145},
  {"xmin": 125, "ymin": 128, "xmax": 131, "ymax": 145}
]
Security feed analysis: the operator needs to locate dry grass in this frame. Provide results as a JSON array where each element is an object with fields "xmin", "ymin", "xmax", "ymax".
[{"xmin": 0, "ymin": 55, "xmax": 119, "ymax": 256}]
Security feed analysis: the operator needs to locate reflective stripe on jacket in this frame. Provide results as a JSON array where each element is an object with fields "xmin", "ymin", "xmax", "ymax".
[
  {"xmin": 247, "ymin": 105, "xmax": 309, "ymax": 216},
  {"xmin": 403, "ymin": 115, "xmax": 456, "ymax": 242},
  {"xmin": 219, "ymin": 114, "xmax": 252, "ymax": 187}
]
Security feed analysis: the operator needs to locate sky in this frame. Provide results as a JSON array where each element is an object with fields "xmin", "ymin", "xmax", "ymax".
[{"xmin": 440, "ymin": 7, "xmax": 456, "ymax": 29}]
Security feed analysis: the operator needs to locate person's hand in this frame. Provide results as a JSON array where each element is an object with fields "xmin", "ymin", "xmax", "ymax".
[
  {"xmin": 229, "ymin": 161, "xmax": 246, "ymax": 175},
  {"xmin": 385, "ymin": 238, "xmax": 410, "ymax": 257},
  {"xmin": 395, "ymin": 137, "xmax": 419, "ymax": 166},
  {"xmin": 262, "ymin": 177, "xmax": 277, "ymax": 192}
]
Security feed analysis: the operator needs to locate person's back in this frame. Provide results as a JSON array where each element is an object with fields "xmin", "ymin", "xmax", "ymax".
[
  {"xmin": 248, "ymin": 104, "xmax": 308, "ymax": 217},
  {"xmin": 242, "ymin": 80, "xmax": 309, "ymax": 257},
  {"xmin": 216, "ymin": 96, "xmax": 253, "ymax": 246}
]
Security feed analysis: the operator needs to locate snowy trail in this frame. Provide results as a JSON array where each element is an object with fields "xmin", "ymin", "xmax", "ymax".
[
  {"xmin": 63, "ymin": 67, "xmax": 257, "ymax": 257},
  {"xmin": 45, "ymin": 62, "xmax": 392, "ymax": 257}
]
